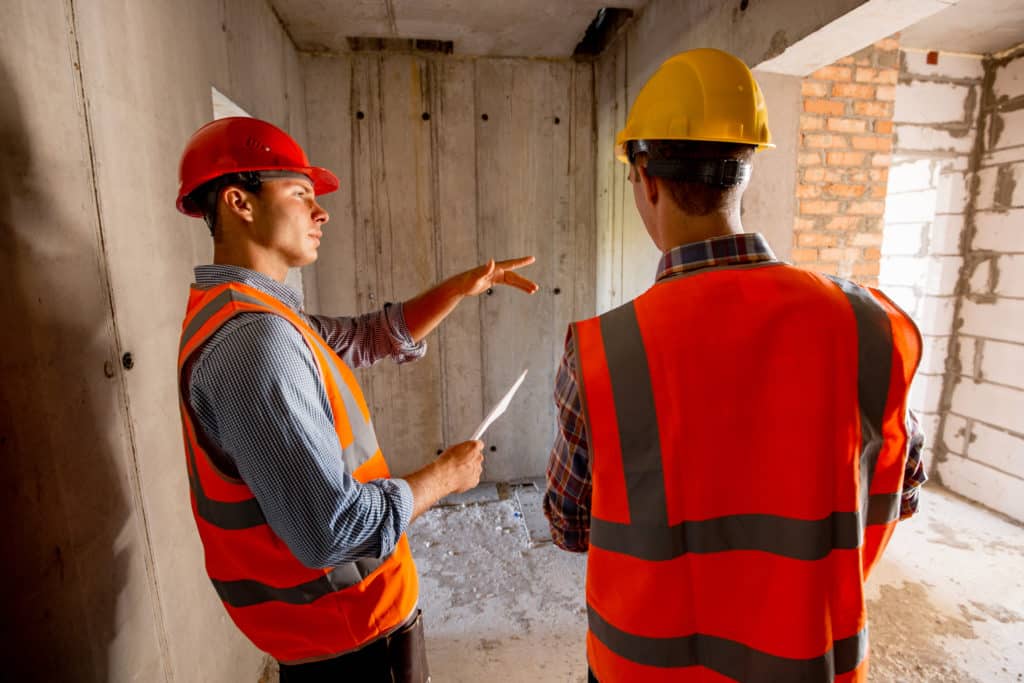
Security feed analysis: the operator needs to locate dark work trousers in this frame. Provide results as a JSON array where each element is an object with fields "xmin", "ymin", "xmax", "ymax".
[{"xmin": 278, "ymin": 610, "xmax": 429, "ymax": 682}]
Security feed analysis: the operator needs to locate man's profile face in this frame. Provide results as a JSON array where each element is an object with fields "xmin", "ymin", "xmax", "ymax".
[{"xmin": 248, "ymin": 177, "xmax": 328, "ymax": 269}]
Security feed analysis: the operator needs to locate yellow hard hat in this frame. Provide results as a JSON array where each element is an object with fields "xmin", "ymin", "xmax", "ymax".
[{"xmin": 615, "ymin": 48, "xmax": 773, "ymax": 162}]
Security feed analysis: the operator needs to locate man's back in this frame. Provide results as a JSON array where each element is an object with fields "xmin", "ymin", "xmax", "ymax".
[{"xmin": 574, "ymin": 262, "xmax": 921, "ymax": 681}]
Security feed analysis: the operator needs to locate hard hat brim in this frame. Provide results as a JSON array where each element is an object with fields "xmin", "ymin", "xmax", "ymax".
[
  {"xmin": 614, "ymin": 137, "xmax": 775, "ymax": 164},
  {"xmin": 176, "ymin": 165, "xmax": 341, "ymax": 217}
]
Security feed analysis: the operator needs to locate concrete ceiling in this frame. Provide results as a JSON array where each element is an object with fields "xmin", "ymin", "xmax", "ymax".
[
  {"xmin": 900, "ymin": 0, "xmax": 1024, "ymax": 54},
  {"xmin": 271, "ymin": 0, "xmax": 649, "ymax": 57}
]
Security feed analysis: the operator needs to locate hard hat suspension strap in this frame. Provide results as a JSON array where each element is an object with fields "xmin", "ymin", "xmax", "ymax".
[
  {"xmin": 625, "ymin": 139, "xmax": 750, "ymax": 188},
  {"xmin": 644, "ymin": 158, "xmax": 751, "ymax": 188}
]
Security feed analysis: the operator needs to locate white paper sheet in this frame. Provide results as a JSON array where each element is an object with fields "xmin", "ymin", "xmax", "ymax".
[{"xmin": 470, "ymin": 369, "xmax": 528, "ymax": 441}]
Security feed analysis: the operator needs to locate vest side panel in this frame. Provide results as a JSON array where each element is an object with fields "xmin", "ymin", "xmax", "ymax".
[{"xmin": 861, "ymin": 288, "xmax": 922, "ymax": 575}]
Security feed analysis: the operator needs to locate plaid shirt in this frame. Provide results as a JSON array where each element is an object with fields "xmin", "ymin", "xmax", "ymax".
[{"xmin": 544, "ymin": 233, "xmax": 927, "ymax": 552}]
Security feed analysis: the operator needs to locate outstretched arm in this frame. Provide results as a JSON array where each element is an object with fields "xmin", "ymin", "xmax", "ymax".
[{"xmin": 402, "ymin": 257, "xmax": 539, "ymax": 343}]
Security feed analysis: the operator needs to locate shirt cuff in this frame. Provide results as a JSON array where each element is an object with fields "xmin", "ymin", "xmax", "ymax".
[
  {"xmin": 377, "ymin": 476, "xmax": 415, "ymax": 537},
  {"xmin": 549, "ymin": 521, "xmax": 590, "ymax": 553},
  {"xmin": 543, "ymin": 494, "xmax": 590, "ymax": 552},
  {"xmin": 383, "ymin": 302, "xmax": 427, "ymax": 363}
]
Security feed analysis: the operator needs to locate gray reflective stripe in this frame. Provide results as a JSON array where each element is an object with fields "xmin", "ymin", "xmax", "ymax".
[
  {"xmin": 588, "ymin": 604, "xmax": 867, "ymax": 679},
  {"xmin": 866, "ymin": 492, "xmax": 900, "ymax": 526},
  {"xmin": 599, "ymin": 303, "xmax": 666, "ymax": 526},
  {"xmin": 827, "ymin": 277, "xmax": 893, "ymax": 529},
  {"xmin": 181, "ymin": 287, "xmax": 386, "ymax": 603},
  {"xmin": 591, "ymin": 510, "xmax": 861, "ymax": 562},
  {"xmin": 180, "ymin": 288, "xmax": 269, "ymax": 352},
  {"xmin": 589, "ymin": 277, "xmax": 898, "ymax": 562},
  {"xmin": 306, "ymin": 333, "xmax": 380, "ymax": 472},
  {"xmin": 185, "ymin": 436, "xmax": 266, "ymax": 530},
  {"xmin": 212, "ymin": 558, "xmax": 385, "ymax": 608},
  {"xmin": 183, "ymin": 286, "xmax": 380, "ymax": 473}
]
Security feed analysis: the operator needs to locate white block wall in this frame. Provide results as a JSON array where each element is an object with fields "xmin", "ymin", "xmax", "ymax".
[
  {"xmin": 942, "ymin": 47, "xmax": 1024, "ymax": 522},
  {"xmin": 884, "ymin": 47, "xmax": 1024, "ymax": 521},
  {"xmin": 881, "ymin": 49, "xmax": 983, "ymax": 472}
]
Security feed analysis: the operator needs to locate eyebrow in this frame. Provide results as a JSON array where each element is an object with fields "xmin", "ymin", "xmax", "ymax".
[{"xmin": 284, "ymin": 179, "xmax": 314, "ymax": 192}]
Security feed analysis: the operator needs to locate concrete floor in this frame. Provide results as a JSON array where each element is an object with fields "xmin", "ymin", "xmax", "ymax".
[{"xmin": 408, "ymin": 482, "xmax": 1024, "ymax": 682}]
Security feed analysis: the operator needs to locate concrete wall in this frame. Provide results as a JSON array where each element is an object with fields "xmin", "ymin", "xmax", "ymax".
[
  {"xmin": 883, "ymin": 45, "xmax": 1024, "ymax": 522},
  {"xmin": 303, "ymin": 53, "xmax": 596, "ymax": 481},
  {"xmin": 0, "ymin": 0, "xmax": 309, "ymax": 679}
]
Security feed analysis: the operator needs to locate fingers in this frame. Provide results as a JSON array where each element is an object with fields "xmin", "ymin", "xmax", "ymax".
[
  {"xmin": 486, "ymin": 256, "xmax": 538, "ymax": 294},
  {"xmin": 501, "ymin": 271, "xmax": 539, "ymax": 294},
  {"xmin": 446, "ymin": 440, "xmax": 484, "ymax": 493},
  {"xmin": 495, "ymin": 255, "xmax": 536, "ymax": 271}
]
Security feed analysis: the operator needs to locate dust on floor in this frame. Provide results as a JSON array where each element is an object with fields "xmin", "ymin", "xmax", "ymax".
[{"xmin": 411, "ymin": 483, "xmax": 1024, "ymax": 682}]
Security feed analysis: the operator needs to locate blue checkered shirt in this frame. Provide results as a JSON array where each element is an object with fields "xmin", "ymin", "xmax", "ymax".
[{"xmin": 186, "ymin": 265, "xmax": 426, "ymax": 568}]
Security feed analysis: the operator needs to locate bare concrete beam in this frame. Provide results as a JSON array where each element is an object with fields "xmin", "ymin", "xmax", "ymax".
[
  {"xmin": 756, "ymin": 0, "xmax": 959, "ymax": 75},
  {"xmin": 619, "ymin": 0, "xmax": 865, "ymax": 91}
]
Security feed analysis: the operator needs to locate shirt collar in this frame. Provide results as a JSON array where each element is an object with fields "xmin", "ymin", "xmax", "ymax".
[
  {"xmin": 656, "ymin": 233, "xmax": 777, "ymax": 283},
  {"xmin": 193, "ymin": 264, "xmax": 304, "ymax": 312}
]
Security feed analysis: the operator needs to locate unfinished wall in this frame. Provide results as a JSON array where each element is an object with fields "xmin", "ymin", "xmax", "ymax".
[
  {"xmin": 303, "ymin": 53, "xmax": 595, "ymax": 482},
  {"xmin": 880, "ymin": 49, "xmax": 984, "ymax": 483},
  {"xmin": 791, "ymin": 38, "xmax": 899, "ymax": 285},
  {"xmin": 933, "ymin": 46, "xmax": 1024, "ymax": 522},
  {"xmin": 881, "ymin": 44, "xmax": 1024, "ymax": 522},
  {"xmin": 1, "ymin": 0, "xmax": 309, "ymax": 679},
  {"xmin": 0, "ymin": 2, "xmax": 161, "ymax": 679}
]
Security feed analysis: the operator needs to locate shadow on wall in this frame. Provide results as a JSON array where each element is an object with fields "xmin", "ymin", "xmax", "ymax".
[{"xmin": 0, "ymin": 59, "xmax": 132, "ymax": 679}]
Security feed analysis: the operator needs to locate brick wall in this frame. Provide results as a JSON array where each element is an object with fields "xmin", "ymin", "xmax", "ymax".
[{"xmin": 792, "ymin": 37, "xmax": 900, "ymax": 285}]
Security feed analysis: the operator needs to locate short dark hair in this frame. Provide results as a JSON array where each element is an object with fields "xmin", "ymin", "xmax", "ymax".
[
  {"xmin": 627, "ymin": 140, "xmax": 755, "ymax": 216},
  {"xmin": 187, "ymin": 172, "xmax": 264, "ymax": 237}
]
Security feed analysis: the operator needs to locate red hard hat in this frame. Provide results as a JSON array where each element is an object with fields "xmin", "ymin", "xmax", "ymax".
[{"xmin": 176, "ymin": 117, "xmax": 340, "ymax": 216}]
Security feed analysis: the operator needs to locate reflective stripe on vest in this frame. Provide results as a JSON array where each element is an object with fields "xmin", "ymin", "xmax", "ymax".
[
  {"xmin": 575, "ymin": 265, "xmax": 919, "ymax": 682},
  {"xmin": 588, "ymin": 605, "xmax": 868, "ymax": 682},
  {"xmin": 178, "ymin": 283, "xmax": 418, "ymax": 662},
  {"xmin": 179, "ymin": 287, "xmax": 381, "ymax": 474}
]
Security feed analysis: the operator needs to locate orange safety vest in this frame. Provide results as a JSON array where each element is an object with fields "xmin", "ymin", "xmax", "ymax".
[
  {"xmin": 573, "ymin": 263, "xmax": 921, "ymax": 683},
  {"xmin": 177, "ymin": 282, "xmax": 419, "ymax": 664}
]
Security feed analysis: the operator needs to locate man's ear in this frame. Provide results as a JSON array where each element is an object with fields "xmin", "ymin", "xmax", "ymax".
[
  {"xmin": 637, "ymin": 163, "xmax": 659, "ymax": 206},
  {"xmin": 221, "ymin": 186, "xmax": 254, "ymax": 224}
]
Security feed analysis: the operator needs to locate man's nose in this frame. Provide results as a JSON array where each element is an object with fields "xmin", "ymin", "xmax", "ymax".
[{"xmin": 313, "ymin": 201, "xmax": 329, "ymax": 224}]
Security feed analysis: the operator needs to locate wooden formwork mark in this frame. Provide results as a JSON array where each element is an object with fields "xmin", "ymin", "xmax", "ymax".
[{"xmin": 63, "ymin": 0, "xmax": 174, "ymax": 679}]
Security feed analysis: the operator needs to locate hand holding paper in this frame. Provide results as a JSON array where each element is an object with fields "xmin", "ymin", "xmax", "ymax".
[{"xmin": 470, "ymin": 369, "xmax": 528, "ymax": 441}]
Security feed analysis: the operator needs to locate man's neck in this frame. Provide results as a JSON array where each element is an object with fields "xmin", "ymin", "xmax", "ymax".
[
  {"xmin": 658, "ymin": 212, "xmax": 744, "ymax": 252},
  {"xmin": 212, "ymin": 243, "xmax": 288, "ymax": 283}
]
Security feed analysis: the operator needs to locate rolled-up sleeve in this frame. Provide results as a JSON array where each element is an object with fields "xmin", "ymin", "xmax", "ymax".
[
  {"xmin": 190, "ymin": 314, "xmax": 413, "ymax": 568},
  {"xmin": 307, "ymin": 302, "xmax": 426, "ymax": 369}
]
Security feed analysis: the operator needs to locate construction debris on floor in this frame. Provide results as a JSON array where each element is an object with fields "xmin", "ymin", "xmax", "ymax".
[{"xmin": 409, "ymin": 481, "xmax": 1024, "ymax": 683}]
